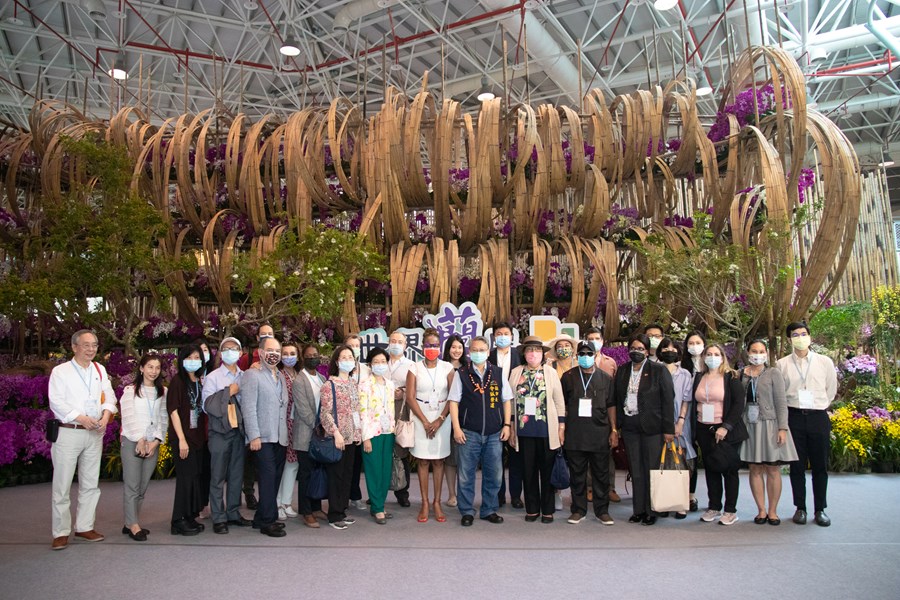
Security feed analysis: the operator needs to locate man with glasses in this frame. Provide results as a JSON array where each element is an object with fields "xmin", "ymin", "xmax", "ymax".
[
  {"xmin": 643, "ymin": 324, "xmax": 665, "ymax": 361},
  {"xmin": 48, "ymin": 330, "xmax": 118, "ymax": 550},
  {"xmin": 777, "ymin": 321, "xmax": 837, "ymax": 527}
]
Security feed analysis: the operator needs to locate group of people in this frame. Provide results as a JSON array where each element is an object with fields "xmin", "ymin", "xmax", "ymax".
[{"xmin": 47, "ymin": 319, "xmax": 836, "ymax": 549}]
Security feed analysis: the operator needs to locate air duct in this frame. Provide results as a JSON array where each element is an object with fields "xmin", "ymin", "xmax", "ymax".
[{"xmin": 333, "ymin": 0, "xmax": 397, "ymax": 32}]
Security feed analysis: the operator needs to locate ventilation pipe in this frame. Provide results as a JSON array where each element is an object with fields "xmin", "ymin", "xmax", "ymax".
[{"xmin": 333, "ymin": 0, "xmax": 397, "ymax": 32}]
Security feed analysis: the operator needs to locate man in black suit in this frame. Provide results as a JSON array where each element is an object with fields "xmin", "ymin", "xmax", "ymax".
[{"xmin": 489, "ymin": 322, "xmax": 524, "ymax": 509}]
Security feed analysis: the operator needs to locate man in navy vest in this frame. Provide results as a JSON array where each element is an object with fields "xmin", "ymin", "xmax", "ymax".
[{"xmin": 449, "ymin": 336, "xmax": 514, "ymax": 526}]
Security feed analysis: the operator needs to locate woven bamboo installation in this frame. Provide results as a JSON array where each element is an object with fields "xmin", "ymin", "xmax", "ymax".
[{"xmin": 0, "ymin": 46, "xmax": 873, "ymax": 338}]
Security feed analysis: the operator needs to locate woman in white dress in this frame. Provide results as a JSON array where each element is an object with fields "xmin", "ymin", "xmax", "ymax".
[{"xmin": 405, "ymin": 328, "xmax": 455, "ymax": 523}]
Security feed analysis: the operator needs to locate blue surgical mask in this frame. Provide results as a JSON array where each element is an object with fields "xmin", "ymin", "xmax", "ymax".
[
  {"xmin": 705, "ymin": 356, "xmax": 723, "ymax": 370},
  {"xmin": 578, "ymin": 355, "xmax": 594, "ymax": 369},
  {"xmin": 351, "ymin": 347, "xmax": 361, "ymax": 360},
  {"xmin": 495, "ymin": 335, "xmax": 511, "ymax": 349},
  {"xmin": 203, "ymin": 351, "xmax": 211, "ymax": 363},
  {"xmin": 388, "ymin": 343, "xmax": 404, "ymax": 357},
  {"xmin": 281, "ymin": 356, "xmax": 298, "ymax": 368},
  {"xmin": 590, "ymin": 340, "xmax": 603, "ymax": 352},
  {"xmin": 221, "ymin": 349, "xmax": 241, "ymax": 365},
  {"xmin": 371, "ymin": 364, "xmax": 388, "ymax": 377},
  {"xmin": 338, "ymin": 360, "xmax": 356, "ymax": 373},
  {"xmin": 470, "ymin": 351, "xmax": 488, "ymax": 365},
  {"xmin": 183, "ymin": 359, "xmax": 203, "ymax": 373}
]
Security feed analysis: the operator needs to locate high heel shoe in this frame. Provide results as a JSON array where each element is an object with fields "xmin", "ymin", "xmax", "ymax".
[
  {"xmin": 417, "ymin": 505, "xmax": 429, "ymax": 523},
  {"xmin": 432, "ymin": 501, "xmax": 446, "ymax": 523}
]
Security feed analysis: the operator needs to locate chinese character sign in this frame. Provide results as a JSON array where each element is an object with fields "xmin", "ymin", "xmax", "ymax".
[
  {"xmin": 422, "ymin": 301, "xmax": 484, "ymax": 351},
  {"xmin": 358, "ymin": 327, "xmax": 426, "ymax": 362}
]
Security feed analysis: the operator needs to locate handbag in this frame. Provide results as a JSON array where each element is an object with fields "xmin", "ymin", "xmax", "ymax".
[
  {"xmin": 705, "ymin": 436, "xmax": 741, "ymax": 473},
  {"xmin": 650, "ymin": 441, "xmax": 690, "ymax": 513},
  {"xmin": 389, "ymin": 455, "xmax": 408, "ymax": 491},
  {"xmin": 550, "ymin": 448, "xmax": 570, "ymax": 489},
  {"xmin": 45, "ymin": 417, "xmax": 60, "ymax": 443},
  {"xmin": 394, "ymin": 402, "xmax": 415, "ymax": 449},
  {"xmin": 307, "ymin": 463, "xmax": 328, "ymax": 500},
  {"xmin": 308, "ymin": 382, "xmax": 344, "ymax": 464}
]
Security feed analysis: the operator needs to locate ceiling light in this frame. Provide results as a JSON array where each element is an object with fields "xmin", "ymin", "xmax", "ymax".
[
  {"xmin": 243, "ymin": 0, "xmax": 259, "ymax": 9},
  {"xmin": 696, "ymin": 86, "xmax": 713, "ymax": 96},
  {"xmin": 880, "ymin": 160, "xmax": 895, "ymax": 168},
  {"xmin": 477, "ymin": 75, "xmax": 495, "ymax": 102},
  {"xmin": 279, "ymin": 37, "xmax": 301, "ymax": 57},
  {"xmin": 108, "ymin": 53, "xmax": 127, "ymax": 80},
  {"xmin": 654, "ymin": 0, "xmax": 680, "ymax": 10},
  {"xmin": 4, "ymin": 16, "xmax": 24, "ymax": 26},
  {"xmin": 113, "ymin": 10, "xmax": 127, "ymax": 20}
]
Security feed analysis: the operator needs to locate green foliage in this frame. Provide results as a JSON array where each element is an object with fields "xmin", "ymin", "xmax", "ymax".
[
  {"xmin": 232, "ymin": 225, "xmax": 387, "ymax": 323},
  {"xmin": 808, "ymin": 302, "xmax": 869, "ymax": 350}
]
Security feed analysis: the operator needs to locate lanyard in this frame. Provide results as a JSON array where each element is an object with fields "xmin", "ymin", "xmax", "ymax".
[
  {"xmin": 142, "ymin": 385, "xmax": 158, "ymax": 427},
  {"xmin": 791, "ymin": 355, "xmax": 810, "ymax": 390},
  {"xmin": 579, "ymin": 368, "xmax": 595, "ymax": 396},
  {"xmin": 71, "ymin": 360, "xmax": 93, "ymax": 399},
  {"xmin": 375, "ymin": 379, "xmax": 390, "ymax": 415},
  {"xmin": 422, "ymin": 362, "xmax": 439, "ymax": 397},
  {"xmin": 524, "ymin": 368, "xmax": 542, "ymax": 396},
  {"xmin": 628, "ymin": 361, "xmax": 644, "ymax": 393}
]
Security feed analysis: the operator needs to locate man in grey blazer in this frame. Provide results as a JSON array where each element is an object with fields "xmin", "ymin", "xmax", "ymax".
[{"xmin": 241, "ymin": 337, "xmax": 290, "ymax": 537}]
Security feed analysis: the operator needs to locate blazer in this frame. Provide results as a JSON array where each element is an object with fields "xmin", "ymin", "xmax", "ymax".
[
  {"xmin": 507, "ymin": 364, "xmax": 566, "ymax": 451},
  {"xmin": 292, "ymin": 370, "xmax": 322, "ymax": 452},
  {"xmin": 240, "ymin": 366, "xmax": 289, "ymax": 445},
  {"xmin": 739, "ymin": 367, "xmax": 789, "ymax": 430},
  {"xmin": 614, "ymin": 359, "xmax": 676, "ymax": 436},
  {"xmin": 691, "ymin": 371, "xmax": 749, "ymax": 443},
  {"xmin": 489, "ymin": 346, "xmax": 522, "ymax": 371}
]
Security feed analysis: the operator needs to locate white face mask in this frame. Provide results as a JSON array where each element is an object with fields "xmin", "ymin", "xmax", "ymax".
[
  {"xmin": 748, "ymin": 353, "xmax": 768, "ymax": 366},
  {"xmin": 687, "ymin": 344, "xmax": 704, "ymax": 356},
  {"xmin": 791, "ymin": 335, "xmax": 811, "ymax": 351}
]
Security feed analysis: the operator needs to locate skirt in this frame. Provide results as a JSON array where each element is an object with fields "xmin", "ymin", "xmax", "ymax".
[
  {"xmin": 740, "ymin": 417, "xmax": 799, "ymax": 464},
  {"xmin": 411, "ymin": 401, "xmax": 451, "ymax": 460}
]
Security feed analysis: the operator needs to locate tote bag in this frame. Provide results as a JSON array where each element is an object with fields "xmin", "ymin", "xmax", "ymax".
[
  {"xmin": 308, "ymin": 382, "xmax": 343, "ymax": 464},
  {"xmin": 650, "ymin": 441, "xmax": 690, "ymax": 513}
]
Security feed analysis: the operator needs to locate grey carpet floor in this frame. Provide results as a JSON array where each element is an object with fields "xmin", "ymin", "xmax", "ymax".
[{"xmin": 1, "ymin": 470, "xmax": 898, "ymax": 599}]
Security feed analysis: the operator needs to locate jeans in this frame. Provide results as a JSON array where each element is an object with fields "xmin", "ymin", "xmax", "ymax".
[
  {"xmin": 498, "ymin": 440, "xmax": 524, "ymax": 502},
  {"xmin": 253, "ymin": 443, "xmax": 286, "ymax": 527},
  {"xmin": 457, "ymin": 430, "xmax": 503, "ymax": 518},
  {"xmin": 788, "ymin": 408, "xmax": 830, "ymax": 512}
]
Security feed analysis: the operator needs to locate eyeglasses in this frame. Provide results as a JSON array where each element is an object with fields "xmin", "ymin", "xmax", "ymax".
[{"xmin": 577, "ymin": 352, "xmax": 594, "ymax": 357}]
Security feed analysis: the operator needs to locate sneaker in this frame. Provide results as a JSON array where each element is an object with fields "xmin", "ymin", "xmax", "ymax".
[
  {"xmin": 342, "ymin": 516, "xmax": 357, "ymax": 525},
  {"xmin": 598, "ymin": 513, "xmax": 614, "ymax": 526},
  {"xmin": 283, "ymin": 505, "xmax": 299, "ymax": 518},
  {"xmin": 351, "ymin": 500, "xmax": 367, "ymax": 510},
  {"xmin": 329, "ymin": 521, "xmax": 349, "ymax": 530},
  {"xmin": 567, "ymin": 512, "xmax": 586, "ymax": 524},
  {"xmin": 277, "ymin": 506, "xmax": 287, "ymax": 521},
  {"xmin": 719, "ymin": 512, "xmax": 739, "ymax": 526},
  {"xmin": 700, "ymin": 509, "xmax": 722, "ymax": 522},
  {"xmin": 555, "ymin": 492, "xmax": 563, "ymax": 511}
]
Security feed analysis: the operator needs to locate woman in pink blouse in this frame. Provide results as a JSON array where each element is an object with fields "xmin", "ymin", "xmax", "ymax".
[{"xmin": 319, "ymin": 344, "xmax": 362, "ymax": 530}]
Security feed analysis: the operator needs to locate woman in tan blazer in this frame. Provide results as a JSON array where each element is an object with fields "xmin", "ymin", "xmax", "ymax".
[{"xmin": 508, "ymin": 336, "xmax": 567, "ymax": 522}]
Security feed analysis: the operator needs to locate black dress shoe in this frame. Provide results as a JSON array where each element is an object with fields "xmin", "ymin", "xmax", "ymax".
[
  {"xmin": 227, "ymin": 517, "xmax": 253, "ymax": 527},
  {"xmin": 127, "ymin": 529, "xmax": 147, "ymax": 541},
  {"xmin": 541, "ymin": 515, "xmax": 554, "ymax": 524},
  {"xmin": 213, "ymin": 522, "xmax": 229, "ymax": 534},
  {"xmin": 260, "ymin": 523, "xmax": 287, "ymax": 537},
  {"xmin": 170, "ymin": 518, "xmax": 201, "ymax": 536},
  {"xmin": 674, "ymin": 512, "xmax": 687, "ymax": 520},
  {"xmin": 397, "ymin": 497, "xmax": 411, "ymax": 508},
  {"xmin": 792, "ymin": 509, "xmax": 807, "ymax": 525},
  {"xmin": 511, "ymin": 499, "xmax": 524, "ymax": 509},
  {"xmin": 188, "ymin": 519, "xmax": 205, "ymax": 532},
  {"xmin": 245, "ymin": 494, "xmax": 258, "ymax": 510},
  {"xmin": 122, "ymin": 526, "xmax": 150, "ymax": 535},
  {"xmin": 628, "ymin": 513, "xmax": 645, "ymax": 523},
  {"xmin": 525, "ymin": 514, "xmax": 539, "ymax": 522},
  {"xmin": 641, "ymin": 515, "xmax": 657, "ymax": 526},
  {"xmin": 658, "ymin": 512, "xmax": 670, "ymax": 518},
  {"xmin": 481, "ymin": 513, "xmax": 504, "ymax": 524},
  {"xmin": 461, "ymin": 515, "xmax": 474, "ymax": 527},
  {"xmin": 814, "ymin": 511, "xmax": 831, "ymax": 527},
  {"xmin": 689, "ymin": 498, "xmax": 699, "ymax": 512},
  {"xmin": 754, "ymin": 516, "xmax": 768, "ymax": 525}
]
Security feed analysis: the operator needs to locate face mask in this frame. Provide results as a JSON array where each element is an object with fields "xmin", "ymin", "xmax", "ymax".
[
  {"xmin": 649, "ymin": 337, "xmax": 662, "ymax": 349},
  {"xmin": 221, "ymin": 349, "xmax": 240, "ymax": 365},
  {"xmin": 281, "ymin": 355, "xmax": 298, "ymax": 368},
  {"xmin": 338, "ymin": 360, "xmax": 356, "ymax": 373},
  {"xmin": 371, "ymin": 364, "xmax": 388, "ymax": 377},
  {"xmin": 687, "ymin": 344, "xmax": 704, "ymax": 356},
  {"xmin": 524, "ymin": 350, "xmax": 543, "ymax": 367},
  {"xmin": 659, "ymin": 352, "xmax": 679, "ymax": 364},
  {"xmin": 203, "ymin": 351, "xmax": 211, "ymax": 363},
  {"xmin": 791, "ymin": 335, "xmax": 811, "ymax": 351},
  {"xmin": 577, "ymin": 355, "xmax": 594, "ymax": 369},
  {"xmin": 495, "ymin": 335, "xmax": 511, "ymax": 349},
  {"xmin": 263, "ymin": 352, "xmax": 281, "ymax": 366},
  {"xmin": 259, "ymin": 333, "xmax": 273, "ymax": 340},
  {"xmin": 351, "ymin": 347, "xmax": 361, "ymax": 360},
  {"xmin": 629, "ymin": 351, "xmax": 646, "ymax": 364},
  {"xmin": 556, "ymin": 347, "xmax": 572, "ymax": 359},
  {"xmin": 424, "ymin": 348, "xmax": 441, "ymax": 361},
  {"xmin": 183, "ymin": 359, "xmax": 203, "ymax": 373},
  {"xmin": 388, "ymin": 343, "xmax": 404, "ymax": 357},
  {"xmin": 470, "ymin": 351, "xmax": 488, "ymax": 365},
  {"xmin": 303, "ymin": 357, "xmax": 321, "ymax": 370},
  {"xmin": 705, "ymin": 356, "xmax": 723, "ymax": 370},
  {"xmin": 589, "ymin": 340, "xmax": 603, "ymax": 352},
  {"xmin": 748, "ymin": 353, "xmax": 767, "ymax": 366}
]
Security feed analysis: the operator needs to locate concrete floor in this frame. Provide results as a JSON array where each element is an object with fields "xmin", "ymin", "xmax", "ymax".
[{"xmin": 1, "ymin": 470, "xmax": 898, "ymax": 600}]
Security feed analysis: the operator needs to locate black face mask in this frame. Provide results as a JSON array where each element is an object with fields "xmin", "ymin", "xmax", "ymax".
[
  {"xmin": 303, "ymin": 357, "xmax": 321, "ymax": 370},
  {"xmin": 658, "ymin": 352, "xmax": 680, "ymax": 364},
  {"xmin": 629, "ymin": 351, "xmax": 646, "ymax": 364}
]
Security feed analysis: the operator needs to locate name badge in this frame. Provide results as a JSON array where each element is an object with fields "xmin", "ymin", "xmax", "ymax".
[
  {"xmin": 352, "ymin": 412, "xmax": 362, "ymax": 429},
  {"xmin": 701, "ymin": 403, "xmax": 715, "ymax": 423},
  {"xmin": 798, "ymin": 389, "xmax": 815, "ymax": 409},
  {"xmin": 189, "ymin": 408, "xmax": 199, "ymax": 429},
  {"xmin": 747, "ymin": 403, "xmax": 760, "ymax": 424},
  {"xmin": 524, "ymin": 397, "xmax": 537, "ymax": 416},
  {"xmin": 380, "ymin": 414, "xmax": 392, "ymax": 432},
  {"xmin": 625, "ymin": 392, "xmax": 638, "ymax": 414},
  {"xmin": 578, "ymin": 398, "xmax": 592, "ymax": 418}
]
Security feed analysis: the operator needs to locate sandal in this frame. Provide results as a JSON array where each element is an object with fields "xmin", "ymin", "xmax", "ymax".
[
  {"xmin": 433, "ymin": 501, "xmax": 446, "ymax": 523},
  {"xmin": 417, "ymin": 505, "xmax": 429, "ymax": 523}
]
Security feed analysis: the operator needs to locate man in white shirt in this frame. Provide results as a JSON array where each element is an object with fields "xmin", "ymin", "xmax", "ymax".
[
  {"xmin": 386, "ymin": 330, "xmax": 415, "ymax": 506},
  {"xmin": 48, "ymin": 330, "xmax": 118, "ymax": 550},
  {"xmin": 776, "ymin": 321, "xmax": 837, "ymax": 527}
]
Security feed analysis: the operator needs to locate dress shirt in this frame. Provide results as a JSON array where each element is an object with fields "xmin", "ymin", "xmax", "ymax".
[
  {"xmin": 202, "ymin": 364, "xmax": 243, "ymax": 412},
  {"xmin": 120, "ymin": 384, "xmax": 168, "ymax": 442},
  {"xmin": 387, "ymin": 356, "xmax": 414, "ymax": 389},
  {"xmin": 49, "ymin": 360, "xmax": 118, "ymax": 423},
  {"xmin": 303, "ymin": 369, "xmax": 324, "ymax": 411},
  {"xmin": 495, "ymin": 348, "xmax": 512, "ymax": 383},
  {"xmin": 448, "ymin": 364, "xmax": 514, "ymax": 402},
  {"xmin": 594, "ymin": 354, "xmax": 618, "ymax": 378},
  {"xmin": 776, "ymin": 351, "xmax": 837, "ymax": 410}
]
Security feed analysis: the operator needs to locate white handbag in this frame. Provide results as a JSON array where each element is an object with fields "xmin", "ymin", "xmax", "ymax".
[{"xmin": 650, "ymin": 441, "xmax": 690, "ymax": 513}]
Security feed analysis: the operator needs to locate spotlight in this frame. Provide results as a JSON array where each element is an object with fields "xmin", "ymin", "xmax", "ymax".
[
  {"xmin": 654, "ymin": 0, "xmax": 680, "ymax": 11},
  {"xmin": 280, "ymin": 37, "xmax": 301, "ymax": 57},
  {"xmin": 108, "ymin": 53, "xmax": 127, "ymax": 80},
  {"xmin": 696, "ymin": 86, "xmax": 713, "ymax": 96},
  {"xmin": 477, "ymin": 75, "xmax": 495, "ymax": 102}
]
